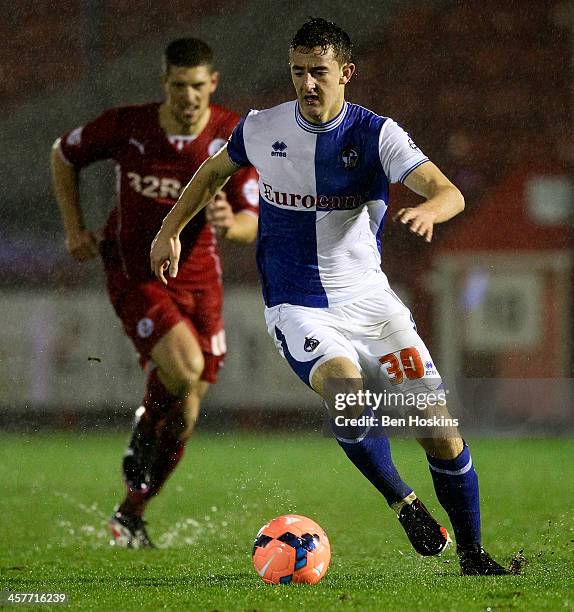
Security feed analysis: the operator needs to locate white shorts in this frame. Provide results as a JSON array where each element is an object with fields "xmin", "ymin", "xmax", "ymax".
[{"xmin": 265, "ymin": 280, "xmax": 442, "ymax": 395}]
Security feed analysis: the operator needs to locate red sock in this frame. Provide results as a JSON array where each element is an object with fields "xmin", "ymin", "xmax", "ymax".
[
  {"xmin": 145, "ymin": 369, "xmax": 177, "ymax": 426},
  {"xmin": 118, "ymin": 370, "xmax": 186, "ymax": 517},
  {"xmin": 148, "ymin": 432, "xmax": 185, "ymax": 496}
]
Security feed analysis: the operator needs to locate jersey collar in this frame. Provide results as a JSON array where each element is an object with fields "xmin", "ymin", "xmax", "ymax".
[{"xmin": 295, "ymin": 101, "xmax": 348, "ymax": 133}]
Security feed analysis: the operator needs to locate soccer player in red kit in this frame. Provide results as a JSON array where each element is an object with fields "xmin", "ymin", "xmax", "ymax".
[{"xmin": 50, "ymin": 38, "xmax": 258, "ymax": 548}]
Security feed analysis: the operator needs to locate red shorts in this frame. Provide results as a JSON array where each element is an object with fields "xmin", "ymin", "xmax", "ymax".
[{"xmin": 104, "ymin": 265, "xmax": 225, "ymax": 384}]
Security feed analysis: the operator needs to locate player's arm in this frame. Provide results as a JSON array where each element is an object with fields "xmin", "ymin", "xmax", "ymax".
[
  {"xmin": 224, "ymin": 210, "xmax": 257, "ymax": 242},
  {"xmin": 395, "ymin": 162, "xmax": 465, "ymax": 242},
  {"xmin": 151, "ymin": 144, "xmax": 239, "ymax": 284},
  {"xmin": 206, "ymin": 163, "xmax": 259, "ymax": 243},
  {"xmin": 50, "ymin": 139, "xmax": 100, "ymax": 261},
  {"xmin": 205, "ymin": 194, "xmax": 257, "ymax": 243}
]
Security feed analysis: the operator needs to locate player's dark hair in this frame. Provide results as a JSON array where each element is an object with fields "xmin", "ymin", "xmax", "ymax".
[
  {"xmin": 163, "ymin": 38, "xmax": 214, "ymax": 74},
  {"xmin": 290, "ymin": 17, "xmax": 353, "ymax": 65}
]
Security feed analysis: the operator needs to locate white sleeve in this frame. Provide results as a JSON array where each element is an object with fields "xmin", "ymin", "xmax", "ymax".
[{"xmin": 378, "ymin": 119, "xmax": 429, "ymax": 184}]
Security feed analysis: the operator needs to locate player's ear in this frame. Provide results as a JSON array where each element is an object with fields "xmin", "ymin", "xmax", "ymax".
[
  {"xmin": 161, "ymin": 64, "xmax": 171, "ymax": 88},
  {"xmin": 340, "ymin": 62, "xmax": 355, "ymax": 85},
  {"xmin": 210, "ymin": 71, "xmax": 220, "ymax": 93}
]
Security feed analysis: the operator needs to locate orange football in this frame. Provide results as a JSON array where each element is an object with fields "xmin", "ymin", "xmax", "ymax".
[{"xmin": 252, "ymin": 514, "xmax": 331, "ymax": 585}]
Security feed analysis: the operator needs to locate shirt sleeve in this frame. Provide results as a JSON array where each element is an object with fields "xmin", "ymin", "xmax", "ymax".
[
  {"xmin": 58, "ymin": 108, "xmax": 123, "ymax": 168},
  {"xmin": 224, "ymin": 165, "xmax": 259, "ymax": 217},
  {"xmin": 378, "ymin": 119, "xmax": 429, "ymax": 184},
  {"xmin": 226, "ymin": 112, "xmax": 253, "ymax": 167}
]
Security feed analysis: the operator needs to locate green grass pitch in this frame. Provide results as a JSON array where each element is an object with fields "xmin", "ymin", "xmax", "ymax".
[{"xmin": 1, "ymin": 433, "xmax": 572, "ymax": 610}]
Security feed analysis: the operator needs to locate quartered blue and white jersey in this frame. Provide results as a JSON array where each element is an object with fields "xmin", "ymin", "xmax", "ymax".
[{"xmin": 227, "ymin": 100, "xmax": 428, "ymax": 308}]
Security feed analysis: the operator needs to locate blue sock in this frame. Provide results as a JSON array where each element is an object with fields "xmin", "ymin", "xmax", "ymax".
[
  {"xmin": 427, "ymin": 443, "xmax": 481, "ymax": 550},
  {"xmin": 332, "ymin": 409, "xmax": 413, "ymax": 505}
]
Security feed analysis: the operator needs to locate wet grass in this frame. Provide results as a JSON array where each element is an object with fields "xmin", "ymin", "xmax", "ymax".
[{"xmin": 1, "ymin": 433, "xmax": 572, "ymax": 610}]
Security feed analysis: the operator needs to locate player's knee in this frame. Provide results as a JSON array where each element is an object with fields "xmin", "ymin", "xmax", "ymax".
[
  {"xmin": 175, "ymin": 363, "xmax": 204, "ymax": 396},
  {"xmin": 161, "ymin": 353, "xmax": 205, "ymax": 397},
  {"xmin": 184, "ymin": 352, "xmax": 205, "ymax": 385},
  {"xmin": 312, "ymin": 358, "xmax": 360, "ymax": 394},
  {"xmin": 420, "ymin": 436, "xmax": 464, "ymax": 460}
]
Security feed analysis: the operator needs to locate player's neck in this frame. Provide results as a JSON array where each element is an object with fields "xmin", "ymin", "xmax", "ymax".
[
  {"xmin": 299, "ymin": 96, "xmax": 345, "ymax": 125},
  {"xmin": 158, "ymin": 103, "xmax": 211, "ymax": 137}
]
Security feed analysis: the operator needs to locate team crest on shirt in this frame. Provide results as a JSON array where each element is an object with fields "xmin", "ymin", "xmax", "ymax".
[
  {"xmin": 137, "ymin": 318, "xmax": 154, "ymax": 338},
  {"xmin": 341, "ymin": 146, "xmax": 359, "ymax": 170},
  {"xmin": 304, "ymin": 337, "xmax": 320, "ymax": 352}
]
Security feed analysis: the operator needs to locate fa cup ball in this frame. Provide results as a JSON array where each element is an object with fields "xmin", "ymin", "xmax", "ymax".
[{"xmin": 252, "ymin": 514, "xmax": 331, "ymax": 584}]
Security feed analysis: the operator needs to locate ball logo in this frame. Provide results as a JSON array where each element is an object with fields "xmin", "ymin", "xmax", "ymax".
[
  {"xmin": 208, "ymin": 138, "xmax": 227, "ymax": 157},
  {"xmin": 341, "ymin": 146, "xmax": 359, "ymax": 170},
  {"xmin": 252, "ymin": 514, "xmax": 331, "ymax": 585},
  {"xmin": 137, "ymin": 318, "xmax": 154, "ymax": 338}
]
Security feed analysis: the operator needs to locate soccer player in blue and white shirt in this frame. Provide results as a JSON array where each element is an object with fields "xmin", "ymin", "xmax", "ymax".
[{"xmin": 151, "ymin": 18, "xmax": 509, "ymax": 575}]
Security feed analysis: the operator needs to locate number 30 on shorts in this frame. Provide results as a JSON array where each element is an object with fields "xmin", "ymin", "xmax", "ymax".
[{"xmin": 379, "ymin": 347, "xmax": 424, "ymax": 385}]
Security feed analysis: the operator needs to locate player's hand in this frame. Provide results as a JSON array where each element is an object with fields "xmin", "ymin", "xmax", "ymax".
[
  {"xmin": 65, "ymin": 228, "xmax": 101, "ymax": 261},
  {"xmin": 394, "ymin": 206, "xmax": 437, "ymax": 243},
  {"xmin": 206, "ymin": 192, "xmax": 235, "ymax": 237},
  {"xmin": 150, "ymin": 229, "xmax": 181, "ymax": 286}
]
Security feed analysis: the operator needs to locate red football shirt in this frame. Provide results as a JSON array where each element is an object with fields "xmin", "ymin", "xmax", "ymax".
[{"xmin": 58, "ymin": 102, "xmax": 259, "ymax": 287}]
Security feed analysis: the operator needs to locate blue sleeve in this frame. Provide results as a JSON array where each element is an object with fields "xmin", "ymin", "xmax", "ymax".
[{"xmin": 227, "ymin": 114, "xmax": 251, "ymax": 167}]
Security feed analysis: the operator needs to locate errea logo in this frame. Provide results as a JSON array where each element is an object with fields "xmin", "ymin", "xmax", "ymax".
[
  {"xmin": 424, "ymin": 360, "xmax": 437, "ymax": 375},
  {"xmin": 271, "ymin": 141, "xmax": 287, "ymax": 157}
]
